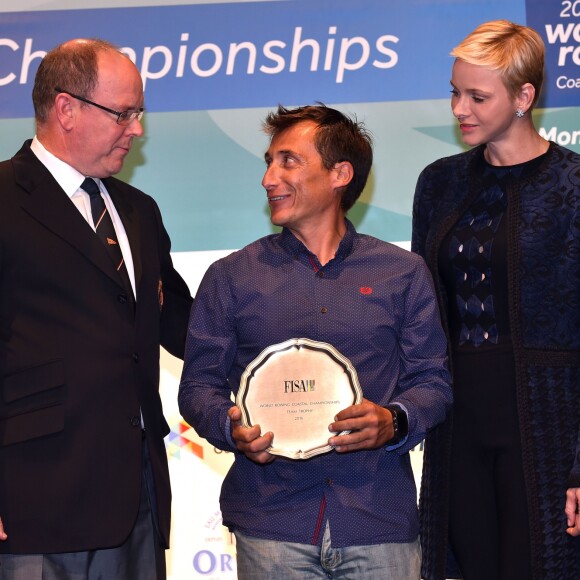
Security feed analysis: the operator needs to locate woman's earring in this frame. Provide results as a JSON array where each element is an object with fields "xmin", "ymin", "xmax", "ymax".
[{"xmin": 516, "ymin": 109, "xmax": 525, "ymax": 118}]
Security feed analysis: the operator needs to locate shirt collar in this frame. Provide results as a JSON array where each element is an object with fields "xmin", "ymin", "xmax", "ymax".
[
  {"xmin": 30, "ymin": 136, "xmax": 95, "ymax": 198},
  {"xmin": 279, "ymin": 218, "xmax": 356, "ymax": 264}
]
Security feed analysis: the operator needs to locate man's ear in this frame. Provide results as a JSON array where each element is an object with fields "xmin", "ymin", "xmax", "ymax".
[
  {"xmin": 54, "ymin": 93, "xmax": 76, "ymax": 130},
  {"xmin": 333, "ymin": 160, "xmax": 354, "ymax": 189}
]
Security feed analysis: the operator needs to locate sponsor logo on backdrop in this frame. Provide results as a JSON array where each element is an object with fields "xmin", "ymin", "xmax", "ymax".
[
  {"xmin": 166, "ymin": 420, "xmax": 204, "ymax": 459},
  {"xmin": 192, "ymin": 516, "xmax": 236, "ymax": 576},
  {"xmin": 527, "ymin": 0, "xmax": 580, "ymax": 107}
]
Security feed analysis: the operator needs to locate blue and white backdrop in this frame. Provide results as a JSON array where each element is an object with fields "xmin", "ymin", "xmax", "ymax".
[{"xmin": 1, "ymin": 0, "xmax": 578, "ymax": 577}]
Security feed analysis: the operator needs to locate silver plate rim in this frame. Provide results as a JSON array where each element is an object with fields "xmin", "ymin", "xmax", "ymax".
[{"xmin": 237, "ymin": 338, "xmax": 363, "ymax": 459}]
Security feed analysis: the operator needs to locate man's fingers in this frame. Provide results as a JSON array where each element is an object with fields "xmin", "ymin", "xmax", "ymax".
[{"xmin": 0, "ymin": 516, "xmax": 7, "ymax": 540}]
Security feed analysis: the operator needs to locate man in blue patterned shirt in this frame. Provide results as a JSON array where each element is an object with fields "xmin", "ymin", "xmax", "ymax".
[{"xmin": 179, "ymin": 104, "xmax": 452, "ymax": 579}]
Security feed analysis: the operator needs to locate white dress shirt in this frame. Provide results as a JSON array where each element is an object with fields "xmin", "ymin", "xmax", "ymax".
[{"xmin": 30, "ymin": 136, "xmax": 136, "ymax": 298}]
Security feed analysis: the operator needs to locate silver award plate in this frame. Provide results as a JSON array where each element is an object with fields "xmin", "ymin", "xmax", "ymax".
[{"xmin": 236, "ymin": 338, "xmax": 363, "ymax": 460}]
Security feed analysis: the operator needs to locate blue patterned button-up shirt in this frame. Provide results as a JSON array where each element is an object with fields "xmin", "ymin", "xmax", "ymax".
[{"xmin": 179, "ymin": 219, "xmax": 451, "ymax": 547}]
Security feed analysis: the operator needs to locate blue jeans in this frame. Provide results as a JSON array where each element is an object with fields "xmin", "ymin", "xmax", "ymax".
[{"xmin": 234, "ymin": 521, "xmax": 420, "ymax": 579}]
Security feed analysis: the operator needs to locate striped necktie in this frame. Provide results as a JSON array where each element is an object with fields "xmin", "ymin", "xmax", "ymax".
[{"xmin": 81, "ymin": 177, "xmax": 134, "ymax": 305}]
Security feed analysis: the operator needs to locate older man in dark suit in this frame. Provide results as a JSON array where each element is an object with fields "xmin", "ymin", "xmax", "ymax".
[{"xmin": 0, "ymin": 38, "xmax": 192, "ymax": 579}]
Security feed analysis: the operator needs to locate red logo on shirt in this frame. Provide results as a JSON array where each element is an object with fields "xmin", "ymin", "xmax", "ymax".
[{"xmin": 360, "ymin": 287, "xmax": 373, "ymax": 295}]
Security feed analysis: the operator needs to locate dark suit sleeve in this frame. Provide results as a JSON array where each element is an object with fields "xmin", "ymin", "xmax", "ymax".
[{"xmin": 151, "ymin": 199, "xmax": 193, "ymax": 359}]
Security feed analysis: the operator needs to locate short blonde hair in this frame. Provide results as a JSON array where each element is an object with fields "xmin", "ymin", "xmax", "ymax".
[{"xmin": 451, "ymin": 20, "xmax": 545, "ymax": 109}]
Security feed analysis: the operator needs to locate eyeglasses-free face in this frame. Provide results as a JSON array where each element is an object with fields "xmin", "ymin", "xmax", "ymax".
[{"xmin": 54, "ymin": 87, "xmax": 144, "ymax": 126}]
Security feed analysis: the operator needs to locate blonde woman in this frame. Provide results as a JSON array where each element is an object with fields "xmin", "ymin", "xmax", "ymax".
[{"xmin": 413, "ymin": 20, "xmax": 580, "ymax": 580}]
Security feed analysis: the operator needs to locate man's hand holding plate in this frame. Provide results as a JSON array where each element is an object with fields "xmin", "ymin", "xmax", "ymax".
[
  {"xmin": 328, "ymin": 399, "xmax": 394, "ymax": 452},
  {"xmin": 228, "ymin": 405, "xmax": 276, "ymax": 464}
]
